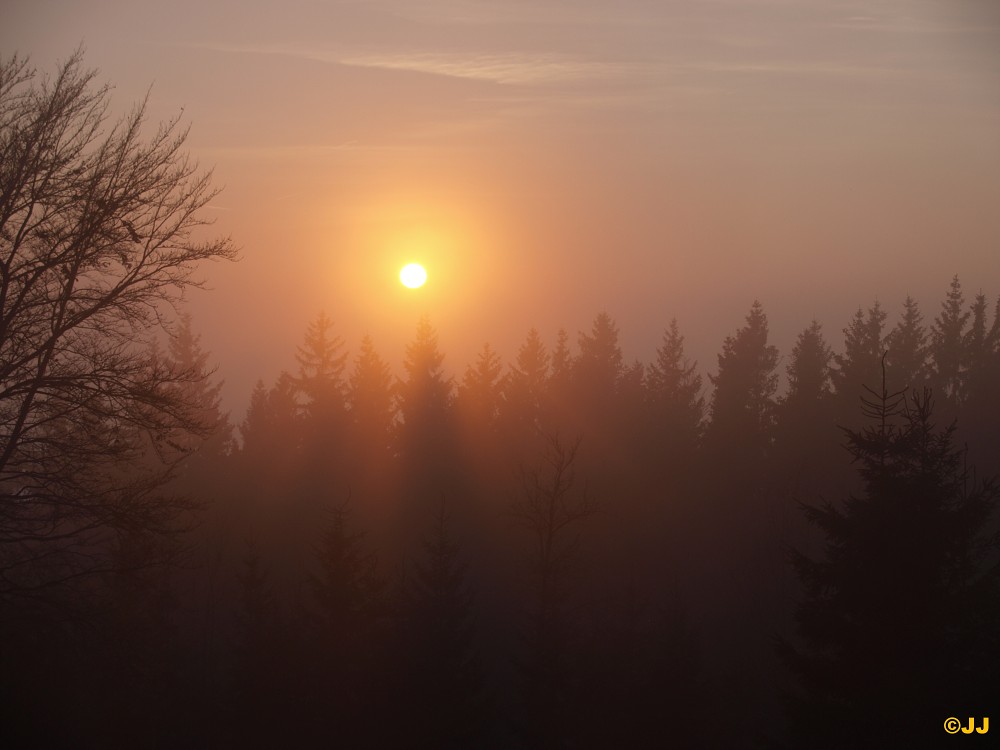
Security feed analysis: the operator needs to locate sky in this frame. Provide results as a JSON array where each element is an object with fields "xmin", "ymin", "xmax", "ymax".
[{"xmin": 5, "ymin": 0, "xmax": 1000, "ymax": 417}]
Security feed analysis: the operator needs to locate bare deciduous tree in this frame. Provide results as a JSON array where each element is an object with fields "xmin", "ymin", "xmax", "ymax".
[
  {"xmin": 0, "ymin": 50, "xmax": 236, "ymax": 597},
  {"xmin": 509, "ymin": 433, "xmax": 595, "ymax": 744}
]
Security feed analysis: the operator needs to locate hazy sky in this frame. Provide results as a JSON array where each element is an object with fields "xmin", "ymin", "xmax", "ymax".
[{"xmin": 5, "ymin": 0, "xmax": 1000, "ymax": 415}]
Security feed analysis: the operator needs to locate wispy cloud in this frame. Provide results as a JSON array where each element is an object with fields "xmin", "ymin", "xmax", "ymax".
[
  {"xmin": 191, "ymin": 40, "xmax": 632, "ymax": 86},
  {"xmin": 336, "ymin": 51, "xmax": 628, "ymax": 85}
]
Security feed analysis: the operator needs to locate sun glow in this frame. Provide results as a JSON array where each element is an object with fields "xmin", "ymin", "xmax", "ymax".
[{"xmin": 399, "ymin": 262, "xmax": 427, "ymax": 289}]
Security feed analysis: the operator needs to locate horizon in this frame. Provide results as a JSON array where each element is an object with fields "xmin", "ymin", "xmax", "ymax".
[{"xmin": 5, "ymin": 0, "xmax": 999, "ymax": 419}]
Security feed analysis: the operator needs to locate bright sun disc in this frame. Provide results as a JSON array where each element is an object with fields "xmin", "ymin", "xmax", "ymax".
[{"xmin": 400, "ymin": 263, "xmax": 427, "ymax": 289}]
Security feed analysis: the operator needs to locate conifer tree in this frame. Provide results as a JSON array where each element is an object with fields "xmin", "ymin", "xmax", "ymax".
[
  {"xmin": 784, "ymin": 321, "xmax": 833, "ymax": 408},
  {"xmin": 646, "ymin": 318, "xmax": 704, "ymax": 455},
  {"xmin": 780, "ymin": 383, "xmax": 1000, "ymax": 749},
  {"xmin": 929, "ymin": 275, "xmax": 970, "ymax": 404},
  {"xmin": 570, "ymin": 312, "xmax": 625, "ymax": 443},
  {"xmin": 457, "ymin": 343, "xmax": 504, "ymax": 434},
  {"xmin": 239, "ymin": 374, "xmax": 301, "ymax": 469},
  {"xmin": 547, "ymin": 328, "xmax": 574, "ymax": 430},
  {"xmin": 347, "ymin": 335, "xmax": 396, "ymax": 459},
  {"xmin": 574, "ymin": 312, "xmax": 625, "ymax": 401},
  {"xmin": 396, "ymin": 317, "xmax": 456, "ymax": 507},
  {"xmin": 305, "ymin": 501, "xmax": 387, "ymax": 743},
  {"xmin": 831, "ymin": 301, "xmax": 887, "ymax": 426},
  {"xmin": 884, "ymin": 296, "xmax": 928, "ymax": 394},
  {"xmin": 293, "ymin": 313, "xmax": 350, "ymax": 494},
  {"xmin": 164, "ymin": 314, "xmax": 232, "ymax": 459},
  {"xmin": 398, "ymin": 502, "xmax": 486, "ymax": 748},
  {"xmin": 773, "ymin": 321, "xmax": 841, "ymax": 522},
  {"xmin": 964, "ymin": 291, "xmax": 990, "ymax": 376},
  {"xmin": 232, "ymin": 543, "xmax": 286, "ymax": 745},
  {"xmin": 309, "ymin": 502, "xmax": 384, "ymax": 639},
  {"xmin": 963, "ymin": 294, "xmax": 1000, "ymax": 474},
  {"xmin": 397, "ymin": 317, "xmax": 452, "ymax": 438},
  {"xmin": 706, "ymin": 300, "xmax": 779, "ymax": 460},
  {"xmin": 500, "ymin": 328, "xmax": 551, "ymax": 443},
  {"xmin": 294, "ymin": 311, "xmax": 348, "ymax": 412}
]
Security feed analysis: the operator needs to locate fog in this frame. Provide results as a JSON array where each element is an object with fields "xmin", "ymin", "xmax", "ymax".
[
  {"xmin": 5, "ymin": 0, "xmax": 999, "ymax": 413},
  {"xmin": 3, "ymin": 2, "xmax": 999, "ymax": 747}
]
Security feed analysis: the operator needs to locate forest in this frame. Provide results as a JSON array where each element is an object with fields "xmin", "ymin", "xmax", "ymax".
[
  {"xmin": 2, "ymin": 51, "xmax": 999, "ymax": 749},
  {"xmin": 6, "ymin": 295, "xmax": 1000, "ymax": 748}
]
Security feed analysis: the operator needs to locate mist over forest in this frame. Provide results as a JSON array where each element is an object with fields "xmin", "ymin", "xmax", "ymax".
[{"xmin": 3, "ymin": 9, "xmax": 1000, "ymax": 748}]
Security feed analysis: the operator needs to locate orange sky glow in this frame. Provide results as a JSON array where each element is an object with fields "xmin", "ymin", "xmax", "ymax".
[{"xmin": 5, "ymin": 0, "xmax": 1000, "ymax": 414}]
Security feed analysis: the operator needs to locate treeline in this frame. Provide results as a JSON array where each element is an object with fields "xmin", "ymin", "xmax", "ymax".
[{"xmin": 5, "ymin": 276, "xmax": 1000, "ymax": 748}]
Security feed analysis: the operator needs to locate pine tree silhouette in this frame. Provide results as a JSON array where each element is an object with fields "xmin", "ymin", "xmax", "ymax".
[
  {"xmin": 779, "ymin": 367, "xmax": 1000, "ymax": 749},
  {"xmin": 397, "ymin": 501, "xmax": 487, "ymax": 748}
]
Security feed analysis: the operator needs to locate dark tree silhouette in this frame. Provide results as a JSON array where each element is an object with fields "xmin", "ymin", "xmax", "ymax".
[
  {"xmin": 783, "ymin": 321, "xmax": 833, "ymax": 410},
  {"xmin": 509, "ymin": 434, "xmax": 594, "ymax": 748},
  {"xmin": 775, "ymin": 320, "xmax": 838, "ymax": 492},
  {"xmin": 646, "ymin": 318, "xmax": 704, "ymax": 462},
  {"xmin": 780, "ymin": 381, "xmax": 1000, "ymax": 749},
  {"xmin": 457, "ymin": 342, "xmax": 504, "ymax": 437},
  {"xmin": 706, "ymin": 300, "xmax": 779, "ymax": 461},
  {"xmin": 571, "ymin": 312, "xmax": 625, "ymax": 435},
  {"xmin": 0, "ymin": 50, "xmax": 235, "ymax": 598},
  {"xmin": 397, "ymin": 501, "xmax": 487, "ymax": 748},
  {"xmin": 575, "ymin": 312, "xmax": 624, "ymax": 396},
  {"xmin": 395, "ymin": 316, "xmax": 457, "ymax": 529},
  {"xmin": 499, "ymin": 327, "xmax": 551, "ymax": 459},
  {"xmin": 293, "ymin": 313, "xmax": 351, "ymax": 541},
  {"xmin": 929, "ymin": 275, "xmax": 970, "ymax": 405},
  {"xmin": 547, "ymin": 327, "xmax": 573, "ymax": 427},
  {"xmin": 348, "ymin": 334, "xmax": 395, "ymax": 457},
  {"xmin": 396, "ymin": 316, "xmax": 453, "ymax": 453},
  {"xmin": 239, "ymin": 374, "xmax": 300, "ymax": 473},
  {"xmin": 346, "ymin": 334, "xmax": 396, "ymax": 512},
  {"xmin": 231, "ymin": 542, "xmax": 290, "ymax": 748},
  {"xmin": 304, "ymin": 499, "xmax": 388, "ymax": 745},
  {"xmin": 294, "ymin": 311, "xmax": 347, "ymax": 419},
  {"xmin": 831, "ymin": 301, "xmax": 887, "ymax": 427},
  {"xmin": 884, "ymin": 296, "xmax": 928, "ymax": 394}
]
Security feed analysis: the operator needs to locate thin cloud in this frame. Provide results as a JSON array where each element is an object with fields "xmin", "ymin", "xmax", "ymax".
[
  {"xmin": 187, "ymin": 40, "xmax": 627, "ymax": 86},
  {"xmin": 337, "ymin": 51, "xmax": 628, "ymax": 85}
]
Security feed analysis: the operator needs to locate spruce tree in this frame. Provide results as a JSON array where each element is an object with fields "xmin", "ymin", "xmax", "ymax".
[
  {"xmin": 776, "ymin": 321, "xmax": 837, "ymax": 478},
  {"xmin": 884, "ymin": 296, "xmax": 928, "ymax": 393},
  {"xmin": 784, "ymin": 321, "xmax": 833, "ymax": 408},
  {"xmin": 646, "ymin": 318, "xmax": 704, "ymax": 443},
  {"xmin": 232, "ymin": 543, "xmax": 286, "ymax": 746},
  {"xmin": 347, "ymin": 334, "xmax": 396, "ymax": 461},
  {"xmin": 304, "ymin": 501, "xmax": 387, "ymax": 744},
  {"xmin": 395, "ymin": 317, "xmax": 456, "ymax": 512},
  {"xmin": 707, "ymin": 300, "xmax": 779, "ymax": 461},
  {"xmin": 832, "ymin": 302, "xmax": 887, "ymax": 392},
  {"xmin": 570, "ymin": 312, "xmax": 626, "ymax": 442},
  {"xmin": 294, "ymin": 311, "xmax": 348, "ymax": 413},
  {"xmin": 398, "ymin": 503, "xmax": 486, "ymax": 748},
  {"xmin": 963, "ymin": 291, "xmax": 989, "ymax": 377},
  {"xmin": 929, "ymin": 275, "xmax": 970, "ymax": 404},
  {"xmin": 831, "ymin": 301, "xmax": 887, "ymax": 427},
  {"xmin": 500, "ymin": 327, "xmax": 551, "ymax": 445},
  {"xmin": 963, "ymin": 294, "xmax": 1000, "ymax": 475},
  {"xmin": 780, "ymin": 382, "xmax": 1000, "ymax": 749},
  {"xmin": 164, "ymin": 314, "xmax": 232, "ymax": 460},
  {"xmin": 294, "ymin": 313, "xmax": 350, "ymax": 496},
  {"xmin": 457, "ymin": 343, "xmax": 504, "ymax": 435},
  {"xmin": 397, "ymin": 316, "xmax": 453, "ymax": 444},
  {"xmin": 641, "ymin": 319, "xmax": 704, "ymax": 499},
  {"xmin": 547, "ymin": 328, "xmax": 573, "ymax": 430}
]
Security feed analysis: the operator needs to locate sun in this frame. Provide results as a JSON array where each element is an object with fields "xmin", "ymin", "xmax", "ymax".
[{"xmin": 399, "ymin": 262, "xmax": 427, "ymax": 289}]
